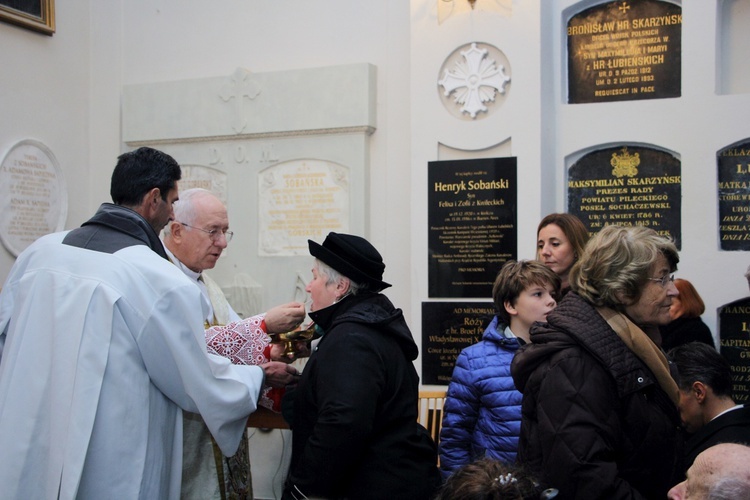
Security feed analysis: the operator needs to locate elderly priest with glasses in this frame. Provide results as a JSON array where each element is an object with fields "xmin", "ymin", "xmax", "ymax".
[{"xmin": 162, "ymin": 187, "xmax": 307, "ymax": 499}]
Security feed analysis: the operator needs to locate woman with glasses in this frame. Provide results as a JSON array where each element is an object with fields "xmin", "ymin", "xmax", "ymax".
[{"xmin": 511, "ymin": 225, "xmax": 684, "ymax": 499}]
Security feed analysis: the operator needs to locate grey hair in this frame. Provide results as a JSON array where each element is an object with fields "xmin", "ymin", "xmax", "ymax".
[
  {"xmin": 162, "ymin": 188, "xmax": 211, "ymax": 236},
  {"xmin": 708, "ymin": 477, "xmax": 750, "ymax": 500},
  {"xmin": 569, "ymin": 225, "xmax": 679, "ymax": 310},
  {"xmin": 314, "ymin": 259, "xmax": 367, "ymax": 295}
]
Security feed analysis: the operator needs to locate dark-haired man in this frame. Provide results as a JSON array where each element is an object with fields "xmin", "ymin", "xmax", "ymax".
[
  {"xmin": 668, "ymin": 341, "xmax": 750, "ymax": 469},
  {"xmin": 0, "ymin": 147, "xmax": 279, "ymax": 499}
]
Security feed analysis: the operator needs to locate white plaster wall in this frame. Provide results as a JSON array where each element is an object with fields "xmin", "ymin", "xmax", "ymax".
[
  {"xmin": 2, "ymin": 0, "xmax": 746, "ymax": 371},
  {"xmin": 0, "ymin": 2, "xmax": 92, "ymax": 279},
  {"xmin": 87, "ymin": 2, "xmax": 411, "ymax": 498},
  {"xmin": 1, "ymin": 0, "xmax": 750, "ymax": 497},
  {"xmin": 88, "ymin": 0, "xmax": 413, "ymax": 323},
  {"xmin": 410, "ymin": 1, "xmax": 543, "ymax": 389},
  {"xmin": 548, "ymin": 0, "xmax": 750, "ymax": 337}
]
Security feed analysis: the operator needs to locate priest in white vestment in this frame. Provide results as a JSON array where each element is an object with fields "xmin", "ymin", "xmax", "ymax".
[
  {"xmin": 163, "ymin": 188, "xmax": 306, "ymax": 499},
  {"xmin": 0, "ymin": 147, "xmax": 298, "ymax": 500}
]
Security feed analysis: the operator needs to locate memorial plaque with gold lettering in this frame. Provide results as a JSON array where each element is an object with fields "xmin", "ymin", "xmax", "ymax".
[
  {"xmin": 428, "ymin": 158, "xmax": 517, "ymax": 298},
  {"xmin": 421, "ymin": 301, "xmax": 495, "ymax": 385},
  {"xmin": 718, "ymin": 140, "xmax": 750, "ymax": 250},
  {"xmin": 568, "ymin": 0, "xmax": 681, "ymax": 104},
  {"xmin": 568, "ymin": 145, "xmax": 681, "ymax": 248},
  {"xmin": 718, "ymin": 297, "xmax": 750, "ymax": 404},
  {"xmin": 258, "ymin": 159, "xmax": 349, "ymax": 256}
]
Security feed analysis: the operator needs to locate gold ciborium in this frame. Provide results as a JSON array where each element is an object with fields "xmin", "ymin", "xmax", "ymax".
[{"xmin": 268, "ymin": 323, "xmax": 319, "ymax": 356}]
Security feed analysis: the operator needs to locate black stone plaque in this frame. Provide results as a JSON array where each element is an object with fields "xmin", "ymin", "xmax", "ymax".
[
  {"xmin": 568, "ymin": 145, "xmax": 681, "ymax": 248},
  {"xmin": 428, "ymin": 158, "xmax": 517, "ymax": 298},
  {"xmin": 718, "ymin": 297, "xmax": 750, "ymax": 404},
  {"xmin": 568, "ymin": 0, "xmax": 681, "ymax": 104},
  {"xmin": 421, "ymin": 301, "xmax": 495, "ymax": 386},
  {"xmin": 718, "ymin": 140, "xmax": 750, "ymax": 250}
]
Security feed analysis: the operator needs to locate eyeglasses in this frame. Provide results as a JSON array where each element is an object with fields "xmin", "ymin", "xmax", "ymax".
[
  {"xmin": 178, "ymin": 222, "xmax": 233, "ymax": 242},
  {"xmin": 647, "ymin": 274, "xmax": 675, "ymax": 287}
]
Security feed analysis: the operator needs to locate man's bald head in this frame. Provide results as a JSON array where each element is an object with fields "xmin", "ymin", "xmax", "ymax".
[{"xmin": 668, "ymin": 443, "xmax": 750, "ymax": 500}]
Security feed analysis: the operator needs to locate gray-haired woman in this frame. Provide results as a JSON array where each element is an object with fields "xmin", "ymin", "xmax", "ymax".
[
  {"xmin": 283, "ymin": 232, "xmax": 441, "ymax": 500},
  {"xmin": 512, "ymin": 225, "xmax": 684, "ymax": 499}
]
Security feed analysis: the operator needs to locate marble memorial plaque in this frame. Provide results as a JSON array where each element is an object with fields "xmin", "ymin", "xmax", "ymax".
[
  {"xmin": 428, "ymin": 158, "xmax": 517, "ymax": 298},
  {"xmin": 568, "ymin": 145, "xmax": 681, "ymax": 248},
  {"xmin": 0, "ymin": 140, "xmax": 67, "ymax": 256},
  {"xmin": 568, "ymin": 0, "xmax": 681, "ymax": 104},
  {"xmin": 717, "ymin": 140, "xmax": 750, "ymax": 250},
  {"xmin": 180, "ymin": 165, "xmax": 228, "ymax": 204},
  {"xmin": 421, "ymin": 301, "xmax": 495, "ymax": 385},
  {"xmin": 718, "ymin": 297, "xmax": 750, "ymax": 403},
  {"xmin": 258, "ymin": 159, "xmax": 349, "ymax": 256}
]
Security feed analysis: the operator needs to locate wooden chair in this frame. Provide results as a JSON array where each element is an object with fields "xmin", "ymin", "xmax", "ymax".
[{"xmin": 417, "ymin": 389, "xmax": 447, "ymax": 465}]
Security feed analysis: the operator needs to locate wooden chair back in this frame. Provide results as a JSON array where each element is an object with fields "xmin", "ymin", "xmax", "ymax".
[{"xmin": 417, "ymin": 389, "xmax": 447, "ymax": 465}]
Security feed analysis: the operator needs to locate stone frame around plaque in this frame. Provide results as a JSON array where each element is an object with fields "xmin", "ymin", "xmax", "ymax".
[
  {"xmin": 258, "ymin": 158, "xmax": 350, "ymax": 256},
  {"xmin": 122, "ymin": 64, "xmax": 375, "ymax": 314},
  {"xmin": 717, "ymin": 139, "xmax": 750, "ymax": 251},
  {"xmin": 565, "ymin": 0, "xmax": 682, "ymax": 104},
  {"xmin": 0, "ymin": 139, "xmax": 68, "ymax": 257},
  {"xmin": 567, "ymin": 143, "xmax": 682, "ymax": 248}
]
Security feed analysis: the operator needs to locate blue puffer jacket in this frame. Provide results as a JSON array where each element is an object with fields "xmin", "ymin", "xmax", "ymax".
[{"xmin": 439, "ymin": 316, "xmax": 522, "ymax": 479}]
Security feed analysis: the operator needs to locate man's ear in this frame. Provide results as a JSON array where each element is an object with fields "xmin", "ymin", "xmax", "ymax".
[
  {"xmin": 149, "ymin": 188, "xmax": 162, "ymax": 208},
  {"xmin": 692, "ymin": 381, "xmax": 708, "ymax": 404},
  {"xmin": 167, "ymin": 220, "xmax": 183, "ymax": 240},
  {"xmin": 131, "ymin": 187, "xmax": 162, "ymax": 222},
  {"xmin": 504, "ymin": 299, "xmax": 518, "ymax": 317},
  {"xmin": 140, "ymin": 187, "xmax": 162, "ymax": 217}
]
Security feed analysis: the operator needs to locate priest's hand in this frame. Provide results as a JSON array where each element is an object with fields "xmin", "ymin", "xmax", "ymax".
[
  {"xmin": 264, "ymin": 302, "xmax": 306, "ymax": 334},
  {"xmin": 262, "ymin": 361, "xmax": 300, "ymax": 388}
]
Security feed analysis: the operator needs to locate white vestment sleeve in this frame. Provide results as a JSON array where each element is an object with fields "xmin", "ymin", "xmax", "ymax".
[
  {"xmin": 135, "ymin": 282, "xmax": 264, "ymax": 456},
  {"xmin": 0, "ymin": 235, "xmax": 265, "ymax": 498}
]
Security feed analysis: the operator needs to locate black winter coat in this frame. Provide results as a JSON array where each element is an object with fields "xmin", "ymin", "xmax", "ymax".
[
  {"xmin": 684, "ymin": 404, "xmax": 750, "ymax": 469},
  {"xmin": 659, "ymin": 315, "xmax": 715, "ymax": 352},
  {"xmin": 511, "ymin": 293, "xmax": 684, "ymax": 500},
  {"xmin": 284, "ymin": 292, "xmax": 441, "ymax": 500}
]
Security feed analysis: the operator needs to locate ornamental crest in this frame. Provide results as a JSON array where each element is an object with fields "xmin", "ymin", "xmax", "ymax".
[
  {"xmin": 610, "ymin": 147, "xmax": 640, "ymax": 177},
  {"xmin": 438, "ymin": 43, "xmax": 511, "ymax": 119}
]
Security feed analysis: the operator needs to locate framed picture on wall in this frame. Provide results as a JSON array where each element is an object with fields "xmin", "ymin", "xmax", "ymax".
[{"xmin": 0, "ymin": 0, "xmax": 54, "ymax": 35}]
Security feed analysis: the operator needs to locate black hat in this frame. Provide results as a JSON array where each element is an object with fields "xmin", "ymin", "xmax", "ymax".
[{"xmin": 308, "ymin": 232, "xmax": 391, "ymax": 291}]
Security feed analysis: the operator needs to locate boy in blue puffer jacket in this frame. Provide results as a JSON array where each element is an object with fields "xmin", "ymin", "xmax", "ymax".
[{"xmin": 439, "ymin": 260, "xmax": 560, "ymax": 479}]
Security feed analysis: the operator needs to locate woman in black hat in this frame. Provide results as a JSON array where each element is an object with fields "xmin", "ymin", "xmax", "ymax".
[{"xmin": 283, "ymin": 232, "xmax": 441, "ymax": 500}]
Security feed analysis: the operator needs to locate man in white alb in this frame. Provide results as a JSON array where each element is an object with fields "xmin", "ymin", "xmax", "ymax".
[{"xmin": 0, "ymin": 147, "xmax": 298, "ymax": 499}]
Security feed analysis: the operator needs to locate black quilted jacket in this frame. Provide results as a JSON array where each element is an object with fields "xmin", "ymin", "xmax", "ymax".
[
  {"xmin": 511, "ymin": 292, "xmax": 684, "ymax": 500},
  {"xmin": 284, "ymin": 292, "xmax": 441, "ymax": 500}
]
